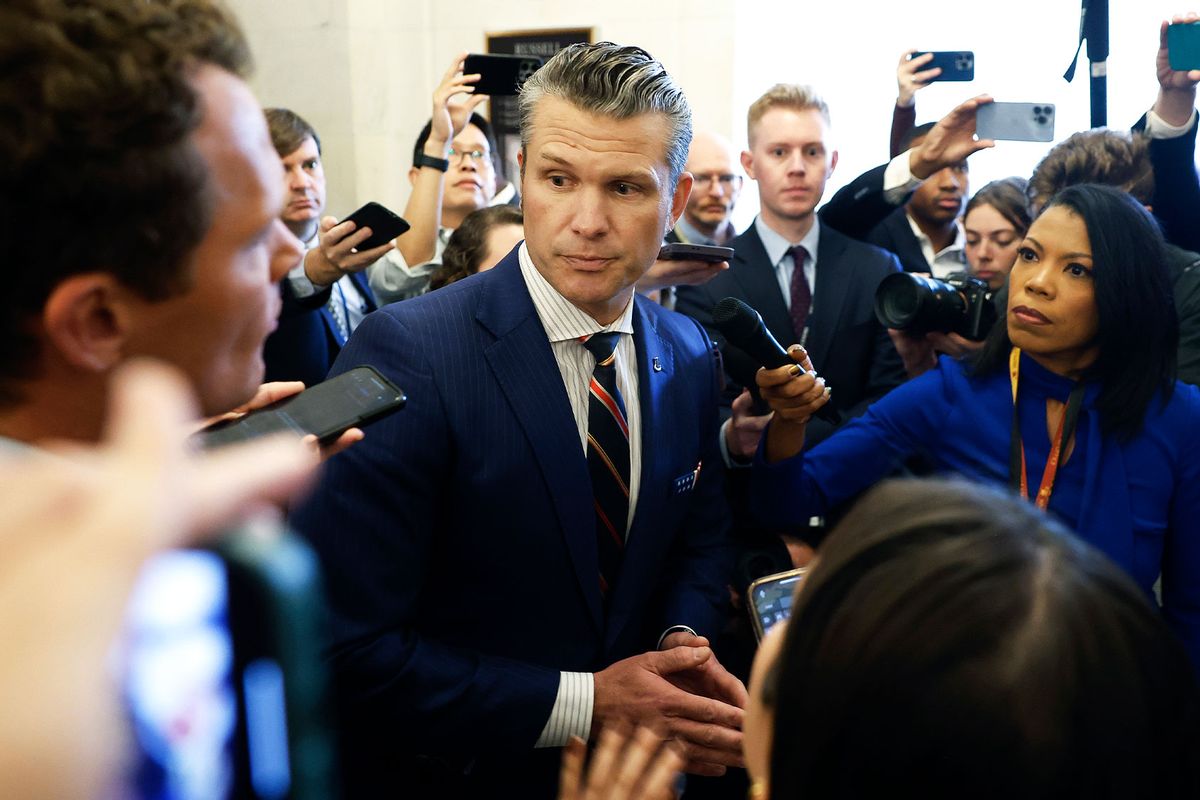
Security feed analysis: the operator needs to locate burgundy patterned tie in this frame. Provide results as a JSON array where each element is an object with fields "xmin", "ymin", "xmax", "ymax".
[
  {"xmin": 788, "ymin": 245, "xmax": 811, "ymax": 345},
  {"xmin": 581, "ymin": 332, "xmax": 629, "ymax": 600}
]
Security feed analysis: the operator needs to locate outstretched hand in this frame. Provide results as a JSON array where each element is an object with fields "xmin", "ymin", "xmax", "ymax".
[
  {"xmin": 558, "ymin": 724, "xmax": 684, "ymax": 800},
  {"xmin": 909, "ymin": 94, "xmax": 995, "ymax": 181},
  {"xmin": 897, "ymin": 49, "xmax": 939, "ymax": 107}
]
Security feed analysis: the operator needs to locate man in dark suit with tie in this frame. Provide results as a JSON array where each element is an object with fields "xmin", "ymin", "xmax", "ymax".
[
  {"xmin": 290, "ymin": 42, "xmax": 742, "ymax": 798},
  {"xmin": 261, "ymin": 108, "xmax": 390, "ymax": 388},
  {"xmin": 677, "ymin": 84, "xmax": 907, "ymax": 462}
]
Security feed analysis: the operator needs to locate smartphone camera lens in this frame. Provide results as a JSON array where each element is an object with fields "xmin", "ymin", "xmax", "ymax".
[{"xmin": 957, "ymin": 54, "xmax": 973, "ymax": 71}]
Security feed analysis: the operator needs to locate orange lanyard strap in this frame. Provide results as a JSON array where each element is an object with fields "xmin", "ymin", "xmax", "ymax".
[{"xmin": 1008, "ymin": 347, "xmax": 1085, "ymax": 510}]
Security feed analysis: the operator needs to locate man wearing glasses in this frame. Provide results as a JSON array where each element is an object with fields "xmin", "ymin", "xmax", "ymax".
[
  {"xmin": 369, "ymin": 54, "xmax": 502, "ymax": 304},
  {"xmin": 668, "ymin": 131, "xmax": 743, "ymax": 246}
]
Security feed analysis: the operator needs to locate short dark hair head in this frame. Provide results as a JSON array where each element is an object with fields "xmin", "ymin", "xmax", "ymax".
[
  {"xmin": 412, "ymin": 113, "xmax": 497, "ymax": 168},
  {"xmin": 899, "ymin": 121, "xmax": 936, "ymax": 153},
  {"xmin": 0, "ymin": 0, "xmax": 251, "ymax": 404},
  {"xmin": 973, "ymin": 183, "xmax": 1177, "ymax": 441},
  {"xmin": 965, "ymin": 176, "xmax": 1033, "ymax": 235},
  {"xmin": 517, "ymin": 42, "xmax": 693, "ymax": 187},
  {"xmin": 265, "ymin": 107, "xmax": 320, "ymax": 157},
  {"xmin": 429, "ymin": 205, "xmax": 523, "ymax": 290},
  {"xmin": 766, "ymin": 477, "xmax": 1200, "ymax": 799},
  {"xmin": 1028, "ymin": 128, "xmax": 1154, "ymax": 211}
]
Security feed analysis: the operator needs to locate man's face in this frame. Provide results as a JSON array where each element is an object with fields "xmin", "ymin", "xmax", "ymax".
[
  {"xmin": 279, "ymin": 135, "xmax": 326, "ymax": 238},
  {"xmin": 519, "ymin": 95, "xmax": 690, "ymax": 324},
  {"xmin": 742, "ymin": 107, "xmax": 837, "ymax": 225},
  {"xmin": 906, "ymin": 135, "xmax": 967, "ymax": 228},
  {"xmin": 124, "ymin": 65, "xmax": 301, "ymax": 415},
  {"xmin": 443, "ymin": 123, "xmax": 497, "ymax": 218},
  {"xmin": 683, "ymin": 134, "xmax": 742, "ymax": 235}
]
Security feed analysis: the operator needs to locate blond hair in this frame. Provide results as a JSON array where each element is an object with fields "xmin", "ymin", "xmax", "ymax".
[{"xmin": 747, "ymin": 84, "xmax": 830, "ymax": 145}]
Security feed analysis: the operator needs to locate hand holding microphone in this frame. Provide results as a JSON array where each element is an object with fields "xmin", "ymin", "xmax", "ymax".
[{"xmin": 711, "ymin": 298, "xmax": 832, "ymax": 462}]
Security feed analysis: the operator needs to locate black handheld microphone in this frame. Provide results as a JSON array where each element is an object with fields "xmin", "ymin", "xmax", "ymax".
[{"xmin": 711, "ymin": 297, "xmax": 838, "ymax": 423}]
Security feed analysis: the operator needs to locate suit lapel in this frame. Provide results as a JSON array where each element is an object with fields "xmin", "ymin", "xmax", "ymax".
[
  {"xmin": 606, "ymin": 298, "xmax": 675, "ymax": 650},
  {"xmin": 477, "ymin": 257, "xmax": 604, "ymax": 632},
  {"xmin": 808, "ymin": 227, "xmax": 853, "ymax": 373},
  {"xmin": 730, "ymin": 227, "xmax": 794, "ymax": 345}
]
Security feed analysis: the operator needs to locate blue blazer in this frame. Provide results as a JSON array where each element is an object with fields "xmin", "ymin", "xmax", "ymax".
[
  {"xmin": 262, "ymin": 271, "xmax": 377, "ymax": 388},
  {"xmin": 289, "ymin": 251, "xmax": 732, "ymax": 792}
]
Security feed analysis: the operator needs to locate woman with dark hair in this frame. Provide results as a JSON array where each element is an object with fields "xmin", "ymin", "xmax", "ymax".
[
  {"xmin": 428, "ymin": 205, "xmax": 523, "ymax": 290},
  {"xmin": 753, "ymin": 183, "xmax": 1200, "ymax": 668},
  {"xmin": 963, "ymin": 176, "xmax": 1032, "ymax": 290},
  {"xmin": 743, "ymin": 478, "xmax": 1200, "ymax": 799}
]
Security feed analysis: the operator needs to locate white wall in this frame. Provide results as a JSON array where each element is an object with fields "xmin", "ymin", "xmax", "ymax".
[{"xmin": 228, "ymin": 0, "xmax": 1194, "ymax": 228}]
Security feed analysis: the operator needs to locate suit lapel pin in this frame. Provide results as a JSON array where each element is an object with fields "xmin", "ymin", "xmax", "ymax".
[{"xmin": 652, "ymin": 356, "xmax": 663, "ymax": 373}]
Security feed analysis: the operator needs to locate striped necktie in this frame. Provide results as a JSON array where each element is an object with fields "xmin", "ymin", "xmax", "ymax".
[
  {"xmin": 581, "ymin": 332, "xmax": 630, "ymax": 600},
  {"xmin": 788, "ymin": 245, "xmax": 811, "ymax": 345}
]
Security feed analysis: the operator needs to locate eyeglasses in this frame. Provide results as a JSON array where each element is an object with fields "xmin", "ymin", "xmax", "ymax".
[
  {"xmin": 693, "ymin": 173, "xmax": 743, "ymax": 191},
  {"xmin": 448, "ymin": 146, "xmax": 489, "ymax": 164}
]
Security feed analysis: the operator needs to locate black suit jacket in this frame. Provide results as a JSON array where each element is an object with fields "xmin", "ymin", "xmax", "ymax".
[
  {"xmin": 1134, "ymin": 112, "xmax": 1200, "ymax": 253},
  {"xmin": 262, "ymin": 271, "xmax": 377, "ymax": 387},
  {"xmin": 867, "ymin": 207, "xmax": 932, "ymax": 274},
  {"xmin": 675, "ymin": 221, "xmax": 906, "ymax": 447}
]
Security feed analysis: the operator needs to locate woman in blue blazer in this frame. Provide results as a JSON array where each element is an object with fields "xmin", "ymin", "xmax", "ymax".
[{"xmin": 752, "ymin": 184, "xmax": 1200, "ymax": 672}]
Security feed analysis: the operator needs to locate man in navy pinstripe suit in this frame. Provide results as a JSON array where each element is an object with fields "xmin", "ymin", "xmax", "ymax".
[{"xmin": 291, "ymin": 43, "xmax": 743, "ymax": 797}]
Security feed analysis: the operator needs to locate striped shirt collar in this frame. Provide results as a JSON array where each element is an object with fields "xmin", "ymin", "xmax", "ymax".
[{"xmin": 518, "ymin": 243, "xmax": 636, "ymax": 344}]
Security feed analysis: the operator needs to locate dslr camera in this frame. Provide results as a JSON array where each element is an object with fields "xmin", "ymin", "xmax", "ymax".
[{"xmin": 874, "ymin": 271, "xmax": 997, "ymax": 341}]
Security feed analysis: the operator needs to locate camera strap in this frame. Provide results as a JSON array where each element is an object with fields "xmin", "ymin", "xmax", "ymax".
[{"xmin": 1008, "ymin": 347, "xmax": 1085, "ymax": 510}]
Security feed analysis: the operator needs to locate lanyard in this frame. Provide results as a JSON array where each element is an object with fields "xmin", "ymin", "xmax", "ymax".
[{"xmin": 1008, "ymin": 347, "xmax": 1085, "ymax": 510}]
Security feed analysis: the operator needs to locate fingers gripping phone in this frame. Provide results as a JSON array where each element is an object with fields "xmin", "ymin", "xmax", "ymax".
[
  {"xmin": 976, "ymin": 102, "xmax": 1055, "ymax": 142},
  {"xmin": 342, "ymin": 202, "xmax": 410, "ymax": 251},
  {"xmin": 912, "ymin": 50, "xmax": 975, "ymax": 82},
  {"xmin": 658, "ymin": 243, "xmax": 734, "ymax": 263},
  {"xmin": 747, "ymin": 567, "xmax": 809, "ymax": 641},
  {"xmin": 197, "ymin": 366, "xmax": 406, "ymax": 449},
  {"xmin": 463, "ymin": 53, "xmax": 545, "ymax": 96}
]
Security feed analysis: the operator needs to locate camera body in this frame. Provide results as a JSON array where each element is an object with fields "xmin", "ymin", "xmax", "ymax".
[{"xmin": 874, "ymin": 271, "xmax": 997, "ymax": 341}]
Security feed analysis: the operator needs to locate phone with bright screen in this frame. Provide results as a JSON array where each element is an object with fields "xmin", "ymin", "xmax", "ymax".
[
  {"xmin": 118, "ymin": 523, "xmax": 337, "ymax": 800},
  {"xmin": 747, "ymin": 567, "xmax": 809, "ymax": 641}
]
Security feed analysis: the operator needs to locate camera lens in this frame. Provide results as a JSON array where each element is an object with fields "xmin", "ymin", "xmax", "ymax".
[{"xmin": 874, "ymin": 273, "xmax": 967, "ymax": 333}]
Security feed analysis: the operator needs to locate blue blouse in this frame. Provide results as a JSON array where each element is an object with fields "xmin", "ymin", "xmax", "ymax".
[{"xmin": 753, "ymin": 352, "xmax": 1200, "ymax": 670}]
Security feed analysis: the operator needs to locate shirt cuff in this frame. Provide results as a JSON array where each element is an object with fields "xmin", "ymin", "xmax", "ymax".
[
  {"xmin": 286, "ymin": 261, "xmax": 323, "ymax": 298},
  {"xmin": 718, "ymin": 418, "xmax": 753, "ymax": 469},
  {"xmin": 367, "ymin": 247, "xmax": 437, "ymax": 303},
  {"xmin": 883, "ymin": 150, "xmax": 922, "ymax": 203},
  {"xmin": 1144, "ymin": 108, "xmax": 1198, "ymax": 139},
  {"xmin": 657, "ymin": 625, "xmax": 699, "ymax": 649},
  {"xmin": 534, "ymin": 671, "xmax": 593, "ymax": 748}
]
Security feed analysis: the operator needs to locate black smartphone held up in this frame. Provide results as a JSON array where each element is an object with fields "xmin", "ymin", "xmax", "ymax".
[
  {"xmin": 342, "ymin": 202, "xmax": 410, "ymax": 251},
  {"xmin": 197, "ymin": 365, "xmax": 406, "ymax": 449},
  {"xmin": 120, "ymin": 522, "xmax": 337, "ymax": 800},
  {"xmin": 747, "ymin": 567, "xmax": 809, "ymax": 641},
  {"xmin": 463, "ymin": 53, "xmax": 545, "ymax": 96},
  {"xmin": 912, "ymin": 50, "xmax": 974, "ymax": 82},
  {"xmin": 658, "ymin": 243, "xmax": 735, "ymax": 263},
  {"xmin": 976, "ymin": 102, "xmax": 1056, "ymax": 142},
  {"xmin": 1168, "ymin": 22, "xmax": 1200, "ymax": 71}
]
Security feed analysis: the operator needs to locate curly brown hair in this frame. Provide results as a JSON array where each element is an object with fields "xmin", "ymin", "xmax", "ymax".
[
  {"xmin": 0, "ymin": 0, "xmax": 251, "ymax": 403},
  {"xmin": 1027, "ymin": 128, "xmax": 1155, "ymax": 212},
  {"xmin": 429, "ymin": 205, "xmax": 524, "ymax": 290}
]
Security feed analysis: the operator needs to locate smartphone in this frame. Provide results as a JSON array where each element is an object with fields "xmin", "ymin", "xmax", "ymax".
[
  {"xmin": 747, "ymin": 567, "xmax": 809, "ymax": 641},
  {"xmin": 120, "ymin": 522, "xmax": 337, "ymax": 800},
  {"xmin": 1168, "ymin": 22, "xmax": 1200, "ymax": 71},
  {"xmin": 342, "ymin": 202, "xmax": 410, "ymax": 251},
  {"xmin": 463, "ymin": 53, "xmax": 545, "ymax": 96},
  {"xmin": 912, "ymin": 50, "xmax": 974, "ymax": 82},
  {"xmin": 658, "ymin": 243, "xmax": 734, "ymax": 263},
  {"xmin": 976, "ymin": 102, "xmax": 1055, "ymax": 142},
  {"xmin": 197, "ymin": 365, "xmax": 406, "ymax": 449}
]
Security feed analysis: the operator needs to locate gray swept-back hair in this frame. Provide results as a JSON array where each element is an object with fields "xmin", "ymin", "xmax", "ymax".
[{"xmin": 517, "ymin": 42, "xmax": 692, "ymax": 188}]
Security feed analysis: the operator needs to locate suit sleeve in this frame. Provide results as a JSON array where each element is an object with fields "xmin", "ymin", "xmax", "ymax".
[
  {"xmin": 751, "ymin": 359, "xmax": 949, "ymax": 528},
  {"xmin": 1175, "ymin": 263, "xmax": 1200, "ymax": 388},
  {"xmin": 819, "ymin": 164, "xmax": 906, "ymax": 242},
  {"xmin": 655, "ymin": 316, "xmax": 735, "ymax": 638},
  {"xmin": 1163, "ymin": 391, "xmax": 1200, "ymax": 675},
  {"xmin": 288, "ymin": 310, "xmax": 559, "ymax": 754},
  {"xmin": 1135, "ymin": 112, "xmax": 1200, "ymax": 253}
]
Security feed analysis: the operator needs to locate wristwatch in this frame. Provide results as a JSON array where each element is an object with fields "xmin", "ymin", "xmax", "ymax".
[{"xmin": 414, "ymin": 153, "xmax": 450, "ymax": 172}]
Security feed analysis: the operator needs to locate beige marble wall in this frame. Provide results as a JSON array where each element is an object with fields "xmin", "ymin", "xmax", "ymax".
[{"xmin": 227, "ymin": 0, "xmax": 739, "ymax": 221}]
